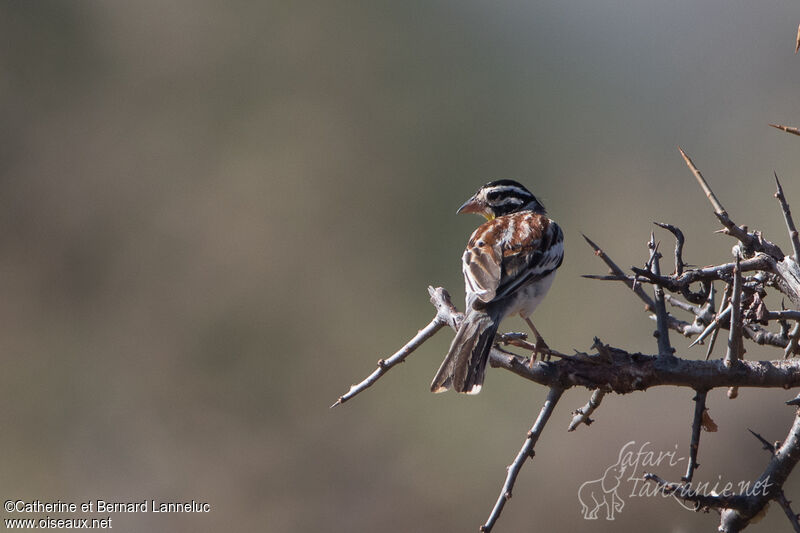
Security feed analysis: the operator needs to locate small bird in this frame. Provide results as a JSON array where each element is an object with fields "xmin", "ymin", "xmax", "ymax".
[{"xmin": 431, "ymin": 180, "xmax": 564, "ymax": 394}]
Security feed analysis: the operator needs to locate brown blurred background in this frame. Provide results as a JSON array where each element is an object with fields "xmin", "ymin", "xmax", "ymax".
[{"xmin": 1, "ymin": 1, "xmax": 800, "ymax": 531}]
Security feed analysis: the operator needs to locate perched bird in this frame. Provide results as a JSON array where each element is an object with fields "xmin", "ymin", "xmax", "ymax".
[{"xmin": 431, "ymin": 180, "xmax": 564, "ymax": 394}]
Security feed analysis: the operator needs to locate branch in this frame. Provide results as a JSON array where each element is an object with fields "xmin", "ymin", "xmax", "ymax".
[
  {"xmin": 775, "ymin": 491, "xmax": 800, "ymax": 533},
  {"xmin": 725, "ymin": 254, "xmax": 744, "ymax": 367},
  {"xmin": 682, "ymin": 389, "xmax": 708, "ymax": 482},
  {"xmin": 775, "ymin": 172, "xmax": 800, "ymax": 264},
  {"xmin": 489, "ymin": 341, "xmax": 800, "ymax": 392},
  {"xmin": 654, "ymin": 221, "xmax": 686, "ymax": 276},
  {"xmin": 481, "ymin": 387, "xmax": 563, "ymax": 532},
  {"xmin": 645, "ymin": 410, "xmax": 800, "ymax": 532},
  {"xmin": 679, "ymin": 146, "xmax": 727, "ymax": 217},
  {"xmin": 719, "ymin": 410, "xmax": 800, "ymax": 532},
  {"xmin": 568, "ymin": 389, "xmax": 606, "ymax": 431},
  {"xmin": 706, "ymin": 283, "xmax": 729, "ymax": 359},
  {"xmin": 330, "ymin": 287, "xmax": 458, "ymax": 408},
  {"xmin": 582, "ymin": 234, "xmax": 655, "ymax": 309},
  {"xmin": 786, "ymin": 322, "xmax": 800, "ymax": 359},
  {"xmin": 771, "ymin": 123, "xmax": 800, "ymax": 137},
  {"xmin": 797, "ymin": 23, "xmax": 800, "ymax": 54},
  {"xmin": 649, "ymin": 234, "xmax": 674, "ymax": 357},
  {"xmin": 679, "ymin": 147, "xmax": 784, "ymax": 259},
  {"xmin": 631, "ymin": 254, "xmax": 773, "ymax": 293}
]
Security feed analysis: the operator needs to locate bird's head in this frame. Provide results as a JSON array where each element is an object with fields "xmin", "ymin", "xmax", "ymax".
[{"xmin": 457, "ymin": 179, "xmax": 545, "ymax": 220}]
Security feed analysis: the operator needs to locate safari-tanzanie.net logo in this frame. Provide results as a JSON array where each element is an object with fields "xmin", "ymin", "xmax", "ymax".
[{"xmin": 577, "ymin": 440, "xmax": 771, "ymax": 520}]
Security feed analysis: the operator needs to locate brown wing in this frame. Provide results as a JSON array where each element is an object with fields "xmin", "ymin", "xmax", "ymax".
[
  {"xmin": 494, "ymin": 215, "xmax": 563, "ymax": 301},
  {"xmin": 461, "ymin": 218, "xmax": 506, "ymax": 304},
  {"xmin": 462, "ymin": 213, "xmax": 562, "ymax": 306}
]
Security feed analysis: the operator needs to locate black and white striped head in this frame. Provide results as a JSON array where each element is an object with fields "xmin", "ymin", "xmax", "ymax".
[{"xmin": 457, "ymin": 179, "xmax": 545, "ymax": 220}]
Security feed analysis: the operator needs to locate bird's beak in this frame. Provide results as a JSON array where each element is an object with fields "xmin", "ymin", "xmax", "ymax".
[
  {"xmin": 457, "ymin": 196, "xmax": 493, "ymax": 220},
  {"xmin": 457, "ymin": 196, "xmax": 481, "ymax": 215}
]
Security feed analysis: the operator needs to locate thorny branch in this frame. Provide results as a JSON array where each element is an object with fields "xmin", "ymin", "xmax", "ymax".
[
  {"xmin": 480, "ymin": 387, "xmax": 563, "ymax": 533},
  {"xmin": 334, "ymin": 144, "xmax": 800, "ymax": 531},
  {"xmin": 682, "ymin": 389, "xmax": 708, "ymax": 483},
  {"xmin": 568, "ymin": 389, "xmax": 606, "ymax": 431}
]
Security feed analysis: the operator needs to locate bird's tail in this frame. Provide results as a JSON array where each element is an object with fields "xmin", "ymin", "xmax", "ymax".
[{"xmin": 430, "ymin": 308, "xmax": 500, "ymax": 394}]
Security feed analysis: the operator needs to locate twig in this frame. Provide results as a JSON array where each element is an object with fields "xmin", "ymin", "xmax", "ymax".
[
  {"xmin": 775, "ymin": 491, "xmax": 800, "ymax": 533},
  {"xmin": 689, "ymin": 304, "xmax": 732, "ymax": 348},
  {"xmin": 719, "ymin": 411, "xmax": 800, "ymax": 531},
  {"xmin": 664, "ymin": 293, "xmax": 706, "ymax": 318},
  {"xmin": 679, "ymin": 147, "xmax": 727, "ymax": 216},
  {"xmin": 679, "ymin": 147, "xmax": 784, "ymax": 259},
  {"xmin": 655, "ymin": 222, "xmax": 686, "ymax": 276},
  {"xmin": 771, "ymin": 123, "xmax": 800, "ymax": 137},
  {"xmin": 568, "ymin": 389, "xmax": 606, "ymax": 431},
  {"xmin": 786, "ymin": 322, "xmax": 800, "ymax": 359},
  {"xmin": 764, "ymin": 310, "xmax": 800, "ymax": 321},
  {"xmin": 330, "ymin": 287, "xmax": 457, "ymax": 407},
  {"xmin": 631, "ymin": 255, "xmax": 773, "ymax": 293},
  {"xmin": 725, "ymin": 254, "xmax": 744, "ymax": 367},
  {"xmin": 582, "ymin": 234, "xmax": 655, "ymax": 309},
  {"xmin": 744, "ymin": 322, "xmax": 791, "ymax": 349},
  {"xmin": 796, "ymin": 23, "xmax": 800, "ymax": 54},
  {"xmin": 683, "ymin": 389, "xmax": 708, "ymax": 482},
  {"xmin": 706, "ymin": 284, "xmax": 731, "ymax": 361},
  {"xmin": 648, "ymin": 235, "xmax": 673, "ymax": 357},
  {"xmin": 481, "ymin": 387, "xmax": 564, "ymax": 532},
  {"xmin": 775, "ymin": 172, "xmax": 800, "ymax": 263},
  {"xmin": 748, "ymin": 428, "xmax": 776, "ymax": 454}
]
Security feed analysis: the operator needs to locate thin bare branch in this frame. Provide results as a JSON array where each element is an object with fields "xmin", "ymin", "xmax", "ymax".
[
  {"xmin": 632, "ymin": 254, "xmax": 773, "ymax": 293},
  {"xmin": 649, "ymin": 234, "xmax": 673, "ymax": 357},
  {"xmin": 568, "ymin": 389, "xmax": 606, "ymax": 431},
  {"xmin": 690, "ymin": 304, "xmax": 732, "ymax": 348},
  {"xmin": 682, "ymin": 389, "xmax": 708, "ymax": 483},
  {"xmin": 655, "ymin": 221, "xmax": 686, "ymax": 276},
  {"xmin": 765, "ymin": 310, "xmax": 800, "ymax": 321},
  {"xmin": 744, "ymin": 322, "xmax": 791, "ymax": 349},
  {"xmin": 775, "ymin": 172, "xmax": 800, "ymax": 263},
  {"xmin": 771, "ymin": 123, "xmax": 800, "ymax": 137},
  {"xmin": 786, "ymin": 322, "xmax": 800, "ymax": 359},
  {"xmin": 708, "ymin": 284, "xmax": 731, "ymax": 359},
  {"xmin": 748, "ymin": 428, "xmax": 776, "ymax": 454},
  {"xmin": 775, "ymin": 491, "xmax": 800, "ymax": 533},
  {"xmin": 679, "ymin": 147, "xmax": 785, "ymax": 259},
  {"xmin": 679, "ymin": 147, "xmax": 727, "ymax": 216},
  {"xmin": 481, "ymin": 387, "xmax": 564, "ymax": 532},
  {"xmin": 330, "ymin": 287, "xmax": 457, "ymax": 407},
  {"xmin": 796, "ymin": 23, "xmax": 800, "ymax": 54},
  {"xmin": 725, "ymin": 254, "xmax": 744, "ymax": 367},
  {"xmin": 582, "ymin": 234, "xmax": 655, "ymax": 309},
  {"xmin": 719, "ymin": 411, "xmax": 800, "ymax": 532}
]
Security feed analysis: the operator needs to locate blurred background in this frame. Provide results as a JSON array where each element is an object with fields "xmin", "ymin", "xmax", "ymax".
[{"xmin": 1, "ymin": 0, "xmax": 800, "ymax": 531}]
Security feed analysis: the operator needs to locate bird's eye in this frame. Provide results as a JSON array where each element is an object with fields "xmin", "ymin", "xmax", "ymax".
[{"xmin": 486, "ymin": 191, "xmax": 501, "ymax": 202}]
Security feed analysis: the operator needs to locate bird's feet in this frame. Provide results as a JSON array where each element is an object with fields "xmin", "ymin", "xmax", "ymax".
[
  {"xmin": 528, "ymin": 335, "xmax": 552, "ymax": 367},
  {"xmin": 524, "ymin": 317, "xmax": 552, "ymax": 367}
]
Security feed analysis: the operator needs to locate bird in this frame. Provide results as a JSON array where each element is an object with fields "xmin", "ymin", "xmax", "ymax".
[{"xmin": 430, "ymin": 179, "xmax": 564, "ymax": 394}]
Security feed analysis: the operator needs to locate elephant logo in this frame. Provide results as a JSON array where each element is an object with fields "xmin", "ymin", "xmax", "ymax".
[{"xmin": 577, "ymin": 446, "xmax": 628, "ymax": 520}]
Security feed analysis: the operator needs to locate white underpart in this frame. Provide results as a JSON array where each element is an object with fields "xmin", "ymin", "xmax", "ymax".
[{"xmin": 510, "ymin": 270, "xmax": 556, "ymax": 319}]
